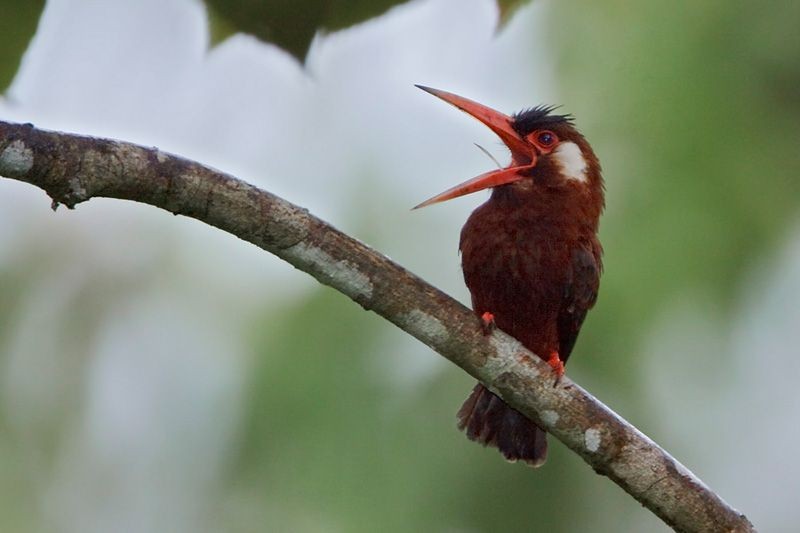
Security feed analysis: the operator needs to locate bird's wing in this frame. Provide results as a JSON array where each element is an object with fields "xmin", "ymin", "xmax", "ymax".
[{"xmin": 557, "ymin": 238, "xmax": 602, "ymax": 363}]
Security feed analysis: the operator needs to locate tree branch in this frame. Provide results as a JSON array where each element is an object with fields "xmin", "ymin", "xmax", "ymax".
[{"xmin": 0, "ymin": 121, "xmax": 755, "ymax": 533}]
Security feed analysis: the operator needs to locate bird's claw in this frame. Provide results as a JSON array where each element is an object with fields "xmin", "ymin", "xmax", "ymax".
[
  {"xmin": 547, "ymin": 351, "xmax": 565, "ymax": 386},
  {"xmin": 480, "ymin": 311, "xmax": 496, "ymax": 335}
]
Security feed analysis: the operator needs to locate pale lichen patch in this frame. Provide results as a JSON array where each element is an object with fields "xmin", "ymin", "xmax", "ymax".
[
  {"xmin": 0, "ymin": 140, "xmax": 34, "ymax": 175},
  {"xmin": 541, "ymin": 409, "xmax": 559, "ymax": 427},
  {"xmin": 398, "ymin": 309, "xmax": 449, "ymax": 345},
  {"xmin": 585, "ymin": 427, "xmax": 602, "ymax": 452},
  {"xmin": 486, "ymin": 334, "xmax": 539, "ymax": 378},
  {"xmin": 69, "ymin": 176, "xmax": 87, "ymax": 200},
  {"xmin": 283, "ymin": 241, "xmax": 373, "ymax": 300}
]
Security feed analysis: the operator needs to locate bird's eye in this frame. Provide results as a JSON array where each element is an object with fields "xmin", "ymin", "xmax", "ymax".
[{"xmin": 536, "ymin": 131, "xmax": 557, "ymax": 147}]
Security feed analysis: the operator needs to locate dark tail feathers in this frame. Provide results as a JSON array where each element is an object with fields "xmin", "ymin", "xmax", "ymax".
[{"xmin": 456, "ymin": 382, "xmax": 547, "ymax": 467}]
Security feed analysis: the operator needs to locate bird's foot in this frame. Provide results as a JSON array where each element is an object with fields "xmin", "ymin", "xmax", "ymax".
[
  {"xmin": 547, "ymin": 350, "xmax": 565, "ymax": 386},
  {"xmin": 479, "ymin": 311, "xmax": 496, "ymax": 335}
]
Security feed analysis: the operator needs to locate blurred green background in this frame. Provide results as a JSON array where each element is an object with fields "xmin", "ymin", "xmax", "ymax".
[{"xmin": 1, "ymin": 0, "xmax": 799, "ymax": 532}]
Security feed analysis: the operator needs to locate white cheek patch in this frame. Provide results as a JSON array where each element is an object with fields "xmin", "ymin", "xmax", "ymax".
[{"xmin": 552, "ymin": 141, "xmax": 588, "ymax": 182}]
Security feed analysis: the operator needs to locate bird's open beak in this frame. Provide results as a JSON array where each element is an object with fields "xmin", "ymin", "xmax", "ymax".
[{"xmin": 413, "ymin": 85, "xmax": 535, "ymax": 209}]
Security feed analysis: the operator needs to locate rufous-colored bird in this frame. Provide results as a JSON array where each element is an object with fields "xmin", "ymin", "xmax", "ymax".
[{"xmin": 414, "ymin": 86, "xmax": 604, "ymax": 467}]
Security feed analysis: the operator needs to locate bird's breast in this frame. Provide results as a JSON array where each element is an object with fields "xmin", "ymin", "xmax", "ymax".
[{"xmin": 459, "ymin": 204, "xmax": 578, "ymax": 352}]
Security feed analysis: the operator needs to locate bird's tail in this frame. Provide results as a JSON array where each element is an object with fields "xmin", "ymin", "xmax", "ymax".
[{"xmin": 456, "ymin": 382, "xmax": 547, "ymax": 467}]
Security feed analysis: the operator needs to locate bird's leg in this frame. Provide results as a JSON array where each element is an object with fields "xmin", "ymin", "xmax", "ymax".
[
  {"xmin": 547, "ymin": 350, "xmax": 565, "ymax": 386},
  {"xmin": 479, "ymin": 311, "xmax": 496, "ymax": 335}
]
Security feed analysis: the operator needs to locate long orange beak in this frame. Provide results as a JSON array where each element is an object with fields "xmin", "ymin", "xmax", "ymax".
[{"xmin": 413, "ymin": 85, "xmax": 535, "ymax": 209}]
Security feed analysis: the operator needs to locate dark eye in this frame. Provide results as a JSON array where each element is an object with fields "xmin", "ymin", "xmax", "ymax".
[{"xmin": 536, "ymin": 131, "xmax": 557, "ymax": 147}]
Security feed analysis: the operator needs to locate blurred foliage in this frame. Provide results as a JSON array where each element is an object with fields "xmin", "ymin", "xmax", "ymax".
[
  {"xmin": 0, "ymin": 0, "xmax": 535, "ymax": 85},
  {"xmin": 497, "ymin": 0, "xmax": 527, "ymax": 26},
  {"xmin": 0, "ymin": 0, "xmax": 45, "ymax": 92},
  {"xmin": 548, "ymin": 0, "xmax": 800, "ymax": 392},
  {"xmin": 205, "ymin": 0, "xmax": 532, "ymax": 60},
  {"xmin": 206, "ymin": 0, "xmax": 406, "ymax": 58},
  {"xmin": 0, "ymin": 267, "xmax": 38, "ymax": 533},
  {"xmin": 0, "ymin": 236, "xmax": 162, "ymax": 533}
]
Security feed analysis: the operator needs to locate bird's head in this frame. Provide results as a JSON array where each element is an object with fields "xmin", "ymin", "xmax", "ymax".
[{"xmin": 413, "ymin": 86, "xmax": 603, "ymax": 219}]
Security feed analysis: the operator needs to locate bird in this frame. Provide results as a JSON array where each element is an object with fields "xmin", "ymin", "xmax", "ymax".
[{"xmin": 414, "ymin": 85, "xmax": 604, "ymax": 467}]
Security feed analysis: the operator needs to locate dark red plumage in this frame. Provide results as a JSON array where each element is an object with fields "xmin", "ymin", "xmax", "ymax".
[{"xmin": 415, "ymin": 87, "xmax": 604, "ymax": 467}]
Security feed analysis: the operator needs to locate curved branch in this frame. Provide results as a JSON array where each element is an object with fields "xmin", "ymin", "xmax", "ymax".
[{"xmin": 0, "ymin": 121, "xmax": 755, "ymax": 533}]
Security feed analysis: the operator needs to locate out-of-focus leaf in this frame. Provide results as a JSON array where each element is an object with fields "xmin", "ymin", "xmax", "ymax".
[
  {"xmin": 205, "ymin": 0, "xmax": 408, "ymax": 58},
  {"xmin": 324, "ymin": 0, "xmax": 411, "ymax": 31},
  {"xmin": 0, "ymin": 0, "xmax": 45, "ymax": 92},
  {"xmin": 205, "ymin": 0, "xmax": 533, "ymax": 59},
  {"xmin": 497, "ymin": 0, "xmax": 532, "ymax": 26}
]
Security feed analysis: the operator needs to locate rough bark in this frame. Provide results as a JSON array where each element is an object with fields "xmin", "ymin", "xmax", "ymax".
[{"xmin": 0, "ymin": 121, "xmax": 756, "ymax": 533}]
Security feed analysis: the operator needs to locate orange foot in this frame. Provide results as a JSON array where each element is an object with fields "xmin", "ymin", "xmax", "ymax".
[
  {"xmin": 480, "ymin": 311, "xmax": 496, "ymax": 335},
  {"xmin": 547, "ymin": 350, "xmax": 565, "ymax": 386}
]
